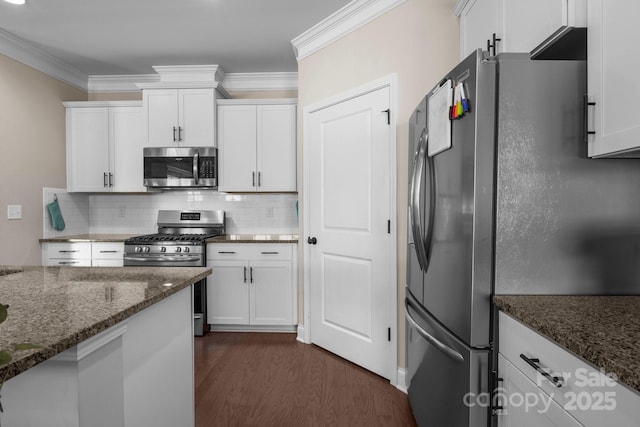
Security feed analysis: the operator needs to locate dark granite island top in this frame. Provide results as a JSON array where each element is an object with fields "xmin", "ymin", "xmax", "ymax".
[
  {"xmin": 0, "ymin": 265, "xmax": 211, "ymax": 382},
  {"xmin": 494, "ymin": 295, "xmax": 640, "ymax": 394}
]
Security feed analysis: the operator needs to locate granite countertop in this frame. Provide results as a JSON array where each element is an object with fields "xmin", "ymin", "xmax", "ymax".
[
  {"xmin": 494, "ymin": 295, "xmax": 640, "ymax": 393},
  {"xmin": 0, "ymin": 265, "xmax": 211, "ymax": 382},
  {"xmin": 39, "ymin": 234, "xmax": 139, "ymax": 243},
  {"xmin": 207, "ymin": 234, "xmax": 299, "ymax": 243}
]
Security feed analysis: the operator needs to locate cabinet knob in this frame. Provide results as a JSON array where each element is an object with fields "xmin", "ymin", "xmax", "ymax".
[{"xmin": 307, "ymin": 236, "xmax": 317, "ymax": 245}]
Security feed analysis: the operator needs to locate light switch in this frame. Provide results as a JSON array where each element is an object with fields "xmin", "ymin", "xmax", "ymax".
[{"xmin": 7, "ymin": 205, "xmax": 22, "ymax": 220}]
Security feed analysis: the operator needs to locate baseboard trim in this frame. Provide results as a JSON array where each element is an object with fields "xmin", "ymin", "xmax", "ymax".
[
  {"xmin": 296, "ymin": 324, "xmax": 306, "ymax": 343},
  {"xmin": 395, "ymin": 368, "xmax": 408, "ymax": 394},
  {"xmin": 208, "ymin": 324, "xmax": 297, "ymax": 333}
]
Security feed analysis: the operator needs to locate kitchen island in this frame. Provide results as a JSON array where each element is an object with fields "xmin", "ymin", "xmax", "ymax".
[{"xmin": 0, "ymin": 265, "xmax": 211, "ymax": 427}]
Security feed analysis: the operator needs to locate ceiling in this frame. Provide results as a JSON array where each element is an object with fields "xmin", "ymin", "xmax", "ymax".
[{"xmin": 0, "ymin": 0, "xmax": 352, "ymax": 76}]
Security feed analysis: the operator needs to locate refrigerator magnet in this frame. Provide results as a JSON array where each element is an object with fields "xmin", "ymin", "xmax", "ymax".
[{"xmin": 428, "ymin": 79, "xmax": 453, "ymax": 156}]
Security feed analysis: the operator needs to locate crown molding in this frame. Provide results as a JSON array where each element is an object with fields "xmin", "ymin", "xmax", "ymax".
[
  {"xmin": 88, "ymin": 74, "xmax": 158, "ymax": 92},
  {"xmin": 291, "ymin": 0, "xmax": 407, "ymax": 61},
  {"xmin": 0, "ymin": 29, "xmax": 88, "ymax": 90},
  {"xmin": 453, "ymin": 0, "xmax": 469, "ymax": 16},
  {"xmin": 222, "ymin": 72, "xmax": 298, "ymax": 92}
]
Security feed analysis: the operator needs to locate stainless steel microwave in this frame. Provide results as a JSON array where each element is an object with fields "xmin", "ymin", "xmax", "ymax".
[{"xmin": 143, "ymin": 147, "xmax": 217, "ymax": 189}]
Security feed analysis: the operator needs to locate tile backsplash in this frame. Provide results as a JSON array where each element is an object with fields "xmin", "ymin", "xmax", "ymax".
[{"xmin": 89, "ymin": 191, "xmax": 299, "ymax": 235}]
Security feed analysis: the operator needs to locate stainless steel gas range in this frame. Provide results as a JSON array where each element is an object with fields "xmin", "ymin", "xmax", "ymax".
[{"xmin": 124, "ymin": 210, "xmax": 225, "ymax": 335}]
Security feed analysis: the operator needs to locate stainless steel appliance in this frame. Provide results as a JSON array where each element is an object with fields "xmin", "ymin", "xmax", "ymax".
[
  {"xmin": 406, "ymin": 50, "xmax": 640, "ymax": 426},
  {"xmin": 124, "ymin": 210, "xmax": 225, "ymax": 336},
  {"xmin": 143, "ymin": 146, "xmax": 217, "ymax": 189}
]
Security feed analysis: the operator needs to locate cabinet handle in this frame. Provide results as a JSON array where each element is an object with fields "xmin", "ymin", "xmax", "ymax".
[
  {"xmin": 178, "ymin": 126, "xmax": 183, "ymax": 141},
  {"xmin": 58, "ymin": 250, "xmax": 79, "ymax": 253},
  {"xmin": 173, "ymin": 126, "xmax": 177, "ymax": 142},
  {"xmin": 252, "ymin": 171, "xmax": 256, "ymax": 187},
  {"xmin": 243, "ymin": 266, "xmax": 247, "ymax": 283},
  {"xmin": 104, "ymin": 172, "xmax": 108, "ymax": 187},
  {"xmin": 584, "ymin": 95, "xmax": 596, "ymax": 143},
  {"xmin": 261, "ymin": 251, "xmax": 279, "ymax": 255},
  {"xmin": 109, "ymin": 173, "xmax": 113, "ymax": 187},
  {"xmin": 487, "ymin": 32, "xmax": 501, "ymax": 56},
  {"xmin": 100, "ymin": 250, "xmax": 118, "ymax": 253},
  {"xmin": 250, "ymin": 266, "xmax": 253, "ymax": 283},
  {"xmin": 218, "ymin": 251, "xmax": 236, "ymax": 254},
  {"xmin": 58, "ymin": 261, "xmax": 79, "ymax": 265},
  {"xmin": 258, "ymin": 171, "xmax": 261, "ymax": 187},
  {"xmin": 519, "ymin": 354, "xmax": 564, "ymax": 388}
]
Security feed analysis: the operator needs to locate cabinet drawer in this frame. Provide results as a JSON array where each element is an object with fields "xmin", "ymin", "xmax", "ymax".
[
  {"xmin": 47, "ymin": 258, "xmax": 92, "ymax": 267},
  {"xmin": 207, "ymin": 243, "xmax": 292, "ymax": 261},
  {"xmin": 499, "ymin": 312, "xmax": 640, "ymax": 427},
  {"xmin": 92, "ymin": 242, "xmax": 124, "ymax": 259},
  {"xmin": 46, "ymin": 243, "xmax": 92, "ymax": 259}
]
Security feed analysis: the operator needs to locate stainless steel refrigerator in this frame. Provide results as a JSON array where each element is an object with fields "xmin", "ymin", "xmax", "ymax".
[{"xmin": 406, "ymin": 50, "xmax": 640, "ymax": 426}]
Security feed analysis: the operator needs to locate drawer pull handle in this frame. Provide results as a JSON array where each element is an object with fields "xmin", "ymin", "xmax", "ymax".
[
  {"xmin": 100, "ymin": 250, "xmax": 118, "ymax": 253},
  {"xmin": 58, "ymin": 250, "xmax": 79, "ymax": 253},
  {"xmin": 261, "ymin": 251, "xmax": 279, "ymax": 255},
  {"xmin": 519, "ymin": 354, "xmax": 564, "ymax": 388},
  {"xmin": 218, "ymin": 251, "xmax": 236, "ymax": 254},
  {"xmin": 58, "ymin": 261, "xmax": 79, "ymax": 265}
]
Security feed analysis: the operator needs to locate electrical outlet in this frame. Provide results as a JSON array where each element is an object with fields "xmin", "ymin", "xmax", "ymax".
[
  {"xmin": 266, "ymin": 207, "xmax": 274, "ymax": 218},
  {"xmin": 118, "ymin": 206, "xmax": 126, "ymax": 218},
  {"xmin": 7, "ymin": 205, "xmax": 22, "ymax": 220}
]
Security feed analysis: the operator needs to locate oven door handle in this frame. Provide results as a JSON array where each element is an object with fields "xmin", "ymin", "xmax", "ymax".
[{"xmin": 124, "ymin": 256, "xmax": 202, "ymax": 263}]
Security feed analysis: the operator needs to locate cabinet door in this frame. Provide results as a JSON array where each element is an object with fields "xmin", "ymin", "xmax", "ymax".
[
  {"xmin": 502, "ymin": 0, "xmax": 566, "ymax": 52},
  {"xmin": 178, "ymin": 88, "xmax": 215, "ymax": 147},
  {"xmin": 206, "ymin": 260, "xmax": 250, "ymax": 324},
  {"xmin": 460, "ymin": 0, "xmax": 501, "ymax": 59},
  {"xmin": 66, "ymin": 108, "xmax": 110, "ymax": 192},
  {"xmin": 110, "ymin": 107, "xmax": 146, "ymax": 192},
  {"xmin": 497, "ymin": 354, "xmax": 584, "ymax": 427},
  {"xmin": 587, "ymin": 0, "xmax": 640, "ymax": 157},
  {"xmin": 217, "ymin": 105, "xmax": 258, "ymax": 192},
  {"xmin": 144, "ymin": 89, "xmax": 179, "ymax": 147},
  {"xmin": 257, "ymin": 104, "xmax": 297, "ymax": 192},
  {"xmin": 249, "ymin": 260, "xmax": 294, "ymax": 325}
]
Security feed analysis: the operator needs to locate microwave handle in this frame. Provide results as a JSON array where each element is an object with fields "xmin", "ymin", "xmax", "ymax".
[{"xmin": 193, "ymin": 151, "xmax": 199, "ymax": 185}]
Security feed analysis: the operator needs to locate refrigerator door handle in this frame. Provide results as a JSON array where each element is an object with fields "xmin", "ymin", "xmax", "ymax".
[
  {"xmin": 405, "ymin": 298, "xmax": 464, "ymax": 363},
  {"xmin": 409, "ymin": 129, "xmax": 430, "ymax": 271}
]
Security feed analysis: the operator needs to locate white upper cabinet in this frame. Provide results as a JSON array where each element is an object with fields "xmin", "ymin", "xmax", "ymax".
[
  {"xmin": 65, "ymin": 102, "xmax": 145, "ymax": 192},
  {"xmin": 457, "ymin": 0, "xmax": 586, "ymax": 59},
  {"xmin": 217, "ymin": 99, "xmax": 297, "ymax": 192},
  {"xmin": 587, "ymin": 0, "xmax": 640, "ymax": 157},
  {"xmin": 143, "ymin": 88, "xmax": 215, "ymax": 147}
]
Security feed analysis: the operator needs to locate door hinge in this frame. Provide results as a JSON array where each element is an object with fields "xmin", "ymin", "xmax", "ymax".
[
  {"xmin": 387, "ymin": 220, "xmax": 391, "ymax": 234},
  {"xmin": 382, "ymin": 108, "xmax": 390, "ymax": 125},
  {"xmin": 388, "ymin": 327, "xmax": 391, "ymax": 341}
]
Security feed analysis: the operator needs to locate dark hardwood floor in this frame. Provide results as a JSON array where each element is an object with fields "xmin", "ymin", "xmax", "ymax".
[{"xmin": 194, "ymin": 332, "xmax": 418, "ymax": 426}]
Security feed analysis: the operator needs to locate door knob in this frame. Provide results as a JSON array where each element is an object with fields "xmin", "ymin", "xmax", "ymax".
[{"xmin": 307, "ymin": 236, "xmax": 317, "ymax": 245}]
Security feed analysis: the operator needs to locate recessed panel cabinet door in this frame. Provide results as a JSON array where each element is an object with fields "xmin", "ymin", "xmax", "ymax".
[
  {"xmin": 179, "ymin": 88, "xmax": 215, "ymax": 147},
  {"xmin": 110, "ymin": 106, "xmax": 145, "ymax": 192},
  {"xmin": 249, "ymin": 260, "xmax": 293, "ymax": 325},
  {"xmin": 587, "ymin": 0, "xmax": 640, "ymax": 157},
  {"xmin": 66, "ymin": 107, "xmax": 110, "ymax": 192},
  {"xmin": 144, "ymin": 89, "xmax": 179, "ymax": 147},
  {"xmin": 257, "ymin": 104, "xmax": 297, "ymax": 192},
  {"xmin": 206, "ymin": 260, "xmax": 250, "ymax": 325},
  {"xmin": 218, "ymin": 105, "xmax": 257, "ymax": 191}
]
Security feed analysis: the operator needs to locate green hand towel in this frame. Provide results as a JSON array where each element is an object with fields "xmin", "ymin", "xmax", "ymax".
[{"xmin": 47, "ymin": 199, "xmax": 65, "ymax": 231}]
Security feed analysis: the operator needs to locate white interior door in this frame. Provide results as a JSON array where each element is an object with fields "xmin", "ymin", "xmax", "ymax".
[{"xmin": 306, "ymin": 85, "xmax": 393, "ymax": 379}]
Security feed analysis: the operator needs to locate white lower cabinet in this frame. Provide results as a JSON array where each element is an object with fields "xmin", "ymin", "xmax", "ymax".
[
  {"xmin": 498, "ymin": 312, "xmax": 640, "ymax": 427},
  {"xmin": 43, "ymin": 242, "xmax": 124, "ymax": 267},
  {"xmin": 206, "ymin": 243, "xmax": 297, "ymax": 328}
]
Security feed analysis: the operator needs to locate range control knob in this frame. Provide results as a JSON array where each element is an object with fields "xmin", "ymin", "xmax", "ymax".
[
  {"xmin": 134, "ymin": 246, "xmax": 142, "ymax": 253},
  {"xmin": 184, "ymin": 247, "xmax": 190, "ymax": 253},
  {"xmin": 143, "ymin": 246, "xmax": 150, "ymax": 253},
  {"xmin": 160, "ymin": 247, "xmax": 167, "ymax": 253},
  {"xmin": 175, "ymin": 247, "xmax": 182, "ymax": 253}
]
